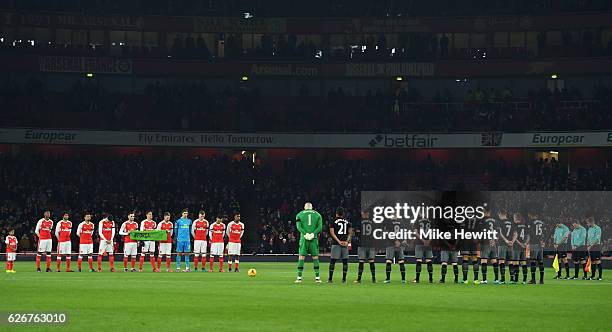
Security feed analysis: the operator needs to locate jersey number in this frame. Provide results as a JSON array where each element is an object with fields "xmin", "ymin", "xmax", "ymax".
[
  {"xmin": 505, "ymin": 224, "xmax": 512, "ymax": 237},
  {"xmin": 467, "ymin": 218, "xmax": 476, "ymax": 230},
  {"xmin": 307, "ymin": 215, "xmax": 312, "ymax": 226},
  {"xmin": 337, "ymin": 222, "xmax": 346, "ymax": 235},
  {"xmin": 362, "ymin": 223, "xmax": 372, "ymax": 236},
  {"xmin": 535, "ymin": 224, "xmax": 542, "ymax": 236}
]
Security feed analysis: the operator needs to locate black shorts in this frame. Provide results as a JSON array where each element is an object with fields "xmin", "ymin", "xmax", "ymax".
[
  {"xmin": 556, "ymin": 244, "xmax": 568, "ymax": 258},
  {"xmin": 589, "ymin": 250, "xmax": 601, "ymax": 260},
  {"xmin": 460, "ymin": 242, "xmax": 478, "ymax": 256},
  {"xmin": 513, "ymin": 245, "xmax": 526, "ymax": 261},
  {"xmin": 572, "ymin": 247, "xmax": 587, "ymax": 261}
]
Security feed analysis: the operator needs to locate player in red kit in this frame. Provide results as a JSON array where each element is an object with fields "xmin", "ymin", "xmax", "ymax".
[
  {"xmin": 226, "ymin": 213, "xmax": 244, "ymax": 272},
  {"xmin": 5, "ymin": 229, "xmax": 17, "ymax": 273},
  {"xmin": 209, "ymin": 216, "xmax": 226, "ymax": 272},
  {"xmin": 35, "ymin": 210, "xmax": 54, "ymax": 272},
  {"xmin": 98, "ymin": 214, "xmax": 116, "ymax": 272},
  {"xmin": 54, "ymin": 212, "xmax": 74, "ymax": 272},
  {"xmin": 119, "ymin": 212, "xmax": 139, "ymax": 272},
  {"xmin": 191, "ymin": 210, "xmax": 209, "ymax": 272},
  {"xmin": 139, "ymin": 211, "xmax": 158, "ymax": 272},
  {"xmin": 157, "ymin": 212, "xmax": 174, "ymax": 272},
  {"xmin": 76, "ymin": 212, "xmax": 95, "ymax": 272}
]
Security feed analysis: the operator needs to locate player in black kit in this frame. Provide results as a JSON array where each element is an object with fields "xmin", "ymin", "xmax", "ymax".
[
  {"xmin": 328, "ymin": 207, "xmax": 352, "ymax": 283},
  {"xmin": 480, "ymin": 208, "xmax": 499, "ymax": 284},
  {"xmin": 514, "ymin": 213, "xmax": 529, "ymax": 284},
  {"xmin": 413, "ymin": 218, "xmax": 434, "ymax": 283},
  {"xmin": 496, "ymin": 210, "xmax": 517, "ymax": 284},
  {"xmin": 528, "ymin": 211, "xmax": 546, "ymax": 284},
  {"xmin": 355, "ymin": 211, "xmax": 376, "ymax": 283},
  {"xmin": 460, "ymin": 217, "xmax": 481, "ymax": 284}
]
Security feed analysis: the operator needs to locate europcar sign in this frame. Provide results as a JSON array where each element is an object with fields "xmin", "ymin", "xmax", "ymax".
[{"xmin": 1, "ymin": 128, "xmax": 611, "ymax": 149}]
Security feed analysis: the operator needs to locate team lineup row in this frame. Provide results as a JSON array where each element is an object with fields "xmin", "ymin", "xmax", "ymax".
[
  {"xmin": 4, "ymin": 209, "xmax": 244, "ymax": 273},
  {"xmin": 292, "ymin": 204, "xmax": 604, "ymax": 285},
  {"xmin": 3, "ymin": 205, "xmax": 605, "ymax": 284}
]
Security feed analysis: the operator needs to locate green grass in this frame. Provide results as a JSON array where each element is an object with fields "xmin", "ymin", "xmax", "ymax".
[{"xmin": 1, "ymin": 261, "xmax": 611, "ymax": 331}]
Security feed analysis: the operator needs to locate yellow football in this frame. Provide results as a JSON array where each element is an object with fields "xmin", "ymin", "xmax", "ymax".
[{"xmin": 247, "ymin": 268, "xmax": 257, "ymax": 277}]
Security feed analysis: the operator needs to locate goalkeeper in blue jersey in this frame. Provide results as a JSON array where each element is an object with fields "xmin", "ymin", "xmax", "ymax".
[{"xmin": 174, "ymin": 209, "xmax": 193, "ymax": 272}]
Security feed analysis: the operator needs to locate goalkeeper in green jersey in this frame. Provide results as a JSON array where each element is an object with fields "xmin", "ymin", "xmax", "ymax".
[{"xmin": 294, "ymin": 202, "xmax": 323, "ymax": 283}]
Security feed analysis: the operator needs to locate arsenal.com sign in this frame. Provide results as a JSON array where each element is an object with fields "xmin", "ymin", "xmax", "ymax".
[{"xmin": 39, "ymin": 56, "xmax": 133, "ymax": 75}]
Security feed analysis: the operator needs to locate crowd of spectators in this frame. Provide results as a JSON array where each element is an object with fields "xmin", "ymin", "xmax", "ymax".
[
  {"xmin": 2, "ymin": 0, "xmax": 609, "ymax": 17},
  {"xmin": 0, "ymin": 78, "xmax": 263, "ymax": 131},
  {"xmin": 255, "ymin": 158, "xmax": 385, "ymax": 253},
  {"xmin": 0, "ymin": 153, "xmax": 253, "ymax": 252},
  {"xmin": 0, "ymin": 152, "xmax": 610, "ymax": 255},
  {"xmin": 3, "ymin": 29, "xmax": 612, "ymax": 62},
  {"xmin": 2, "ymin": 77, "xmax": 611, "ymax": 132},
  {"xmin": 144, "ymin": 80, "xmax": 260, "ymax": 131},
  {"xmin": 396, "ymin": 84, "xmax": 612, "ymax": 132},
  {"xmin": 254, "ymin": 155, "xmax": 612, "ymax": 254}
]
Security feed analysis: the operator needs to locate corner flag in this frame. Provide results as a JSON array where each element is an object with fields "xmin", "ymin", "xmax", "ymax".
[
  {"xmin": 585, "ymin": 257, "xmax": 591, "ymax": 273},
  {"xmin": 552, "ymin": 254, "xmax": 560, "ymax": 273}
]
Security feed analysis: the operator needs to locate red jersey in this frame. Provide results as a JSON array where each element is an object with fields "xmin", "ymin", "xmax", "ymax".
[
  {"xmin": 36, "ymin": 218, "xmax": 54, "ymax": 240},
  {"xmin": 122, "ymin": 221, "xmax": 139, "ymax": 243},
  {"xmin": 158, "ymin": 221, "xmax": 173, "ymax": 243},
  {"xmin": 78, "ymin": 222, "xmax": 95, "ymax": 244},
  {"xmin": 99, "ymin": 219, "xmax": 115, "ymax": 241},
  {"xmin": 5, "ymin": 235, "xmax": 17, "ymax": 253},
  {"xmin": 192, "ymin": 219, "xmax": 209, "ymax": 241},
  {"xmin": 227, "ymin": 221, "xmax": 244, "ymax": 243},
  {"xmin": 210, "ymin": 222, "xmax": 225, "ymax": 243},
  {"xmin": 56, "ymin": 220, "xmax": 72, "ymax": 243},
  {"xmin": 141, "ymin": 219, "xmax": 157, "ymax": 231}
]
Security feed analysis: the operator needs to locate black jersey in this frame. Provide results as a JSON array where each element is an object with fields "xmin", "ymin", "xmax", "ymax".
[
  {"xmin": 359, "ymin": 219, "xmax": 373, "ymax": 237},
  {"xmin": 498, "ymin": 218, "xmax": 515, "ymax": 243},
  {"xmin": 415, "ymin": 219, "xmax": 432, "ymax": 244},
  {"xmin": 330, "ymin": 218, "xmax": 352, "ymax": 242},
  {"xmin": 385, "ymin": 220, "xmax": 403, "ymax": 248},
  {"xmin": 463, "ymin": 217, "xmax": 481, "ymax": 232},
  {"xmin": 484, "ymin": 218, "xmax": 497, "ymax": 233},
  {"xmin": 358, "ymin": 219, "xmax": 374, "ymax": 247},
  {"xmin": 482, "ymin": 217, "xmax": 497, "ymax": 244},
  {"xmin": 530, "ymin": 219, "xmax": 545, "ymax": 244},
  {"xmin": 516, "ymin": 223, "xmax": 528, "ymax": 243},
  {"xmin": 386, "ymin": 220, "xmax": 402, "ymax": 233}
]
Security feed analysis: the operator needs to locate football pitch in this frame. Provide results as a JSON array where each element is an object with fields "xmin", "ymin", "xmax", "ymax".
[{"xmin": 1, "ymin": 262, "xmax": 610, "ymax": 331}]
